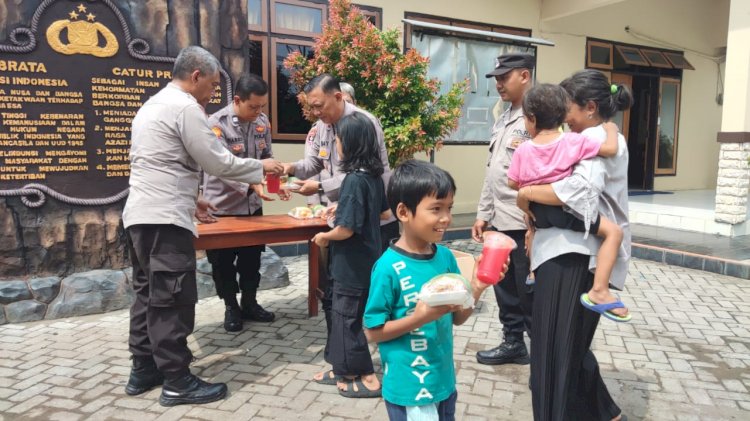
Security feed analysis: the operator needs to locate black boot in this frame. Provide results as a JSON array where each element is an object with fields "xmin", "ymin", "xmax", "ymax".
[
  {"xmin": 125, "ymin": 356, "xmax": 164, "ymax": 396},
  {"xmin": 159, "ymin": 373, "xmax": 228, "ymax": 406},
  {"xmin": 224, "ymin": 305, "xmax": 243, "ymax": 332},
  {"xmin": 476, "ymin": 335, "xmax": 529, "ymax": 365},
  {"xmin": 241, "ymin": 292, "xmax": 275, "ymax": 322}
]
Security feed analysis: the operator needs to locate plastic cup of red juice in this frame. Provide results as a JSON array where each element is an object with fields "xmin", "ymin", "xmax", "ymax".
[
  {"xmin": 476, "ymin": 231, "xmax": 516, "ymax": 284},
  {"xmin": 266, "ymin": 173, "xmax": 280, "ymax": 193}
]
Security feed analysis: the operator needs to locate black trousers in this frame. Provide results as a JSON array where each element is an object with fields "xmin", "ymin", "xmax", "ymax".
[
  {"xmin": 491, "ymin": 228, "xmax": 533, "ymax": 341},
  {"xmin": 126, "ymin": 224, "xmax": 198, "ymax": 379},
  {"xmin": 325, "ymin": 282, "xmax": 374, "ymax": 376},
  {"xmin": 531, "ymin": 203, "xmax": 601, "ymax": 233},
  {"xmin": 320, "ymin": 221, "xmax": 399, "ymax": 341},
  {"xmin": 531, "ymin": 253, "xmax": 620, "ymax": 421},
  {"xmin": 206, "ymin": 209, "xmax": 264, "ymax": 300}
]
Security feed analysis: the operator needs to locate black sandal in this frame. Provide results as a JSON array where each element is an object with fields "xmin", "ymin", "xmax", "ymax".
[
  {"xmin": 338, "ymin": 376, "xmax": 381, "ymax": 398},
  {"xmin": 312, "ymin": 370, "xmax": 339, "ymax": 385}
]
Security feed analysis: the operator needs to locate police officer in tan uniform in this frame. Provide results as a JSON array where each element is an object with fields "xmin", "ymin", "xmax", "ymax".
[
  {"xmin": 281, "ymin": 74, "xmax": 398, "ymax": 385},
  {"xmin": 123, "ymin": 47, "xmax": 283, "ymax": 406},
  {"xmin": 203, "ymin": 74, "xmax": 289, "ymax": 332},
  {"xmin": 283, "ymin": 74, "xmax": 397, "ymax": 249},
  {"xmin": 305, "ymin": 81, "xmax": 357, "ymax": 209},
  {"xmin": 472, "ymin": 53, "xmax": 535, "ymax": 366}
]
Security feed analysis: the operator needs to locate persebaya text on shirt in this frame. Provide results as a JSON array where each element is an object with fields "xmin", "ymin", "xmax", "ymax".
[
  {"xmin": 392, "ymin": 259, "xmax": 437, "ymax": 401},
  {"xmin": 364, "ymin": 245, "xmax": 457, "ymax": 406}
]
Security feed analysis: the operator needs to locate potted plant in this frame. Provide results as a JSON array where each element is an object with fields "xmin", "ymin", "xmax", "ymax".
[{"xmin": 283, "ymin": 0, "xmax": 467, "ymax": 167}]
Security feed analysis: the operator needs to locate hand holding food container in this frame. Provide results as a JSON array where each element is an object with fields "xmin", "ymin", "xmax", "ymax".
[
  {"xmin": 283, "ymin": 176, "xmax": 302, "ymax": 191},
  {"xmin": 419, "ymin": 273, "xmax": 474, "ymax": 309},
  {"xmin": 476, "ymin": 231, "xmax": 516, "ymax": 284}
]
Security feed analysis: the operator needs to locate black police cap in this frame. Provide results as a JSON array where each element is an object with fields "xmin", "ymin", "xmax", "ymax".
[{"xmin": 485, "ymin": 53, "xmax": 536, "ymax": 78}]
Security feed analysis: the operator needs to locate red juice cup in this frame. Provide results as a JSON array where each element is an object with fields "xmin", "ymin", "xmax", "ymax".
[
  {"xmin": 266, "ymin": 173, "xmax": 280, "ymax": 193},
  {"xmin": 476, "ymin": 231, "xmax": 517, "ymax": 284}
]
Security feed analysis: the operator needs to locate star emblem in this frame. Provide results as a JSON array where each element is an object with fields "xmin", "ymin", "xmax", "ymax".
[
  {"xmin": 77, "ymin": 4, "xmax": 87, "ymax": 13},
  {"xmin": 68, "ymin": 10, "xmax": 79, "ymax": 20},
  {"xmin": 86, "ymin": 13, "xmax": 96, "ymax": 22}
]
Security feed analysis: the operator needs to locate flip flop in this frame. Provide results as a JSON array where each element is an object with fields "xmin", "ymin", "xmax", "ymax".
[
  {"xmin": 580, "ymin": 293, "xmax": 632, "ymax": 323},
  {"xmin": 313, "ymin": 370, "xmax": 339, "ymax": 385},
  {"xmin": 338, "ymin": 377, "xmax": 382, "ymax": 398},
  {"xmin": 525, "ymin": 274, "xmax": 535, "ymax": 286}
]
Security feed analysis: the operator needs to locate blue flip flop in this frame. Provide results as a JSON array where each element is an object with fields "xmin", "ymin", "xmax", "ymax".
[{"xmin": 580, "ymin": 293, "xmax": 632, "ymax": 322}]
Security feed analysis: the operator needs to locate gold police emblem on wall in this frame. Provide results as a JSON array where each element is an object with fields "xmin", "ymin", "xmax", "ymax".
[{"xmin": 46, "ymin": 3, "xmax": 118, "ymax": 58}]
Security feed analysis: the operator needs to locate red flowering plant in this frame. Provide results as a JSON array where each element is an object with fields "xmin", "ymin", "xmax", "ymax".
[{"xmin": 284, "ymin": 0, "xmax": 467, "ymax": 166}]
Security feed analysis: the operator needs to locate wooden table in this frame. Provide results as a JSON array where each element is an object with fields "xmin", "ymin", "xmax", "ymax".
[{"xmin": 194, "ymin": 215, "xmax": 329, "ymax": 317}]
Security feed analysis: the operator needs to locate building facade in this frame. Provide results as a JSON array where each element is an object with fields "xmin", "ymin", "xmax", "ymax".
[
  {"xmin": 1, "ymin": 0, "xmax": 744, "ymax": 234},
  {"xmin": 254, "ymin": 0, "xmax": 742, "ymax": 231}
]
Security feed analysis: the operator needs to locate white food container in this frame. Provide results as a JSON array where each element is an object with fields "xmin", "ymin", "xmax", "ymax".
[{"xmin": 419, "ymin": 273, "xmax": 473, "ymax": 308}]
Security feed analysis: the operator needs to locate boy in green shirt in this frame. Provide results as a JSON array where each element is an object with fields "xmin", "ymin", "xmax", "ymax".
[{"xmin": 364, "ymin": 160, "xmax": 507, "ymax": 420}]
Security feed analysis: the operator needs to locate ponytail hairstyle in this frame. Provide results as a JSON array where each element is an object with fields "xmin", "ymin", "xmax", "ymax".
[
  {"xmin": 335, "ymin": 113, "xmax": 384, "ymax": 176},
  {"xmin": 560, "ymin": 69, "xmax": 633, "ymax": 120}
]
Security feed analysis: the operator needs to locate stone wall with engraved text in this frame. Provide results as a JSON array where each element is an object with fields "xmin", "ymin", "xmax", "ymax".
[{"xmin": 0, "ymin": 0, "xmax": 250, "ymax": 279}]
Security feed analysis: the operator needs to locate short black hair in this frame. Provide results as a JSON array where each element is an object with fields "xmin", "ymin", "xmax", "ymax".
[
  {"xmin": 234, "ymin": 73, "xmax": 268, "ymax": 100},
  {"xmin": 522, "ymin": 83, "xmax": 568, "ymax": 130},
  {"xmin": 335, "ymin": 113, "xmax": 384, "ymax": 176},
  {"xmin": 560, "ymin": 69, "xmax": 633, "ymax": 119},
  {"xmin": 303, "ymin": 73, "xmax": 341, "ymax": 95},
  {"xmin": 387, "ymin": 160, "xmax": 456, "ymax": 215}
]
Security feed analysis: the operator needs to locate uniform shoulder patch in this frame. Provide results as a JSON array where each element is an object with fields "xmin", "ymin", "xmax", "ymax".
[
  {"xmin": 306, "ymin": 126, "xmax": 318, "ymax": 144},
  {"xmin": 211, "ymin": 126, "xmax": 222, "ymax": 139}
]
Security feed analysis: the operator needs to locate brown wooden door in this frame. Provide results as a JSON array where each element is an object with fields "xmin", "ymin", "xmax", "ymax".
[{"xmin": 610, "ymin": 73, "xmax": 632, "ymax": 142}]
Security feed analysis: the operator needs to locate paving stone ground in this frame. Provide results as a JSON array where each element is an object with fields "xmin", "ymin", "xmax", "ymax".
[{"xmin": 1, "ymin": 239, "xmax": 749, "ymax": 420}]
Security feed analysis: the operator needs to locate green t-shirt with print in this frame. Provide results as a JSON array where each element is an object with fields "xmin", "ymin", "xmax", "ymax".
[{"xmin": 364, "ymin": 244, "xmax": 460, "ymax": 407}]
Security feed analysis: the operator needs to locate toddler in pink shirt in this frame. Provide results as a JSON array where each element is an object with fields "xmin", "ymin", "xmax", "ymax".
[
  {"xmin": 508, "ymin": 83, "xmax": 630, "ymax": 322},
  {"xmin": 508, "ymin": 131, "xmax": 612, "ymax": 187}
]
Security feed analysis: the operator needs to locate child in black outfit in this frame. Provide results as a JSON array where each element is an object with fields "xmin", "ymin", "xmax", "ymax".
[{"xmin": 311, "ymin": 112, "xmax": 391, "ymax": 398}]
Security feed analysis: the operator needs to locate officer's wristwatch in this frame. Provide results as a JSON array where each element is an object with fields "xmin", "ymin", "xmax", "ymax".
[{"xmin": 317, "ymin": 182, "xmax": 324, "ymax": 195}]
